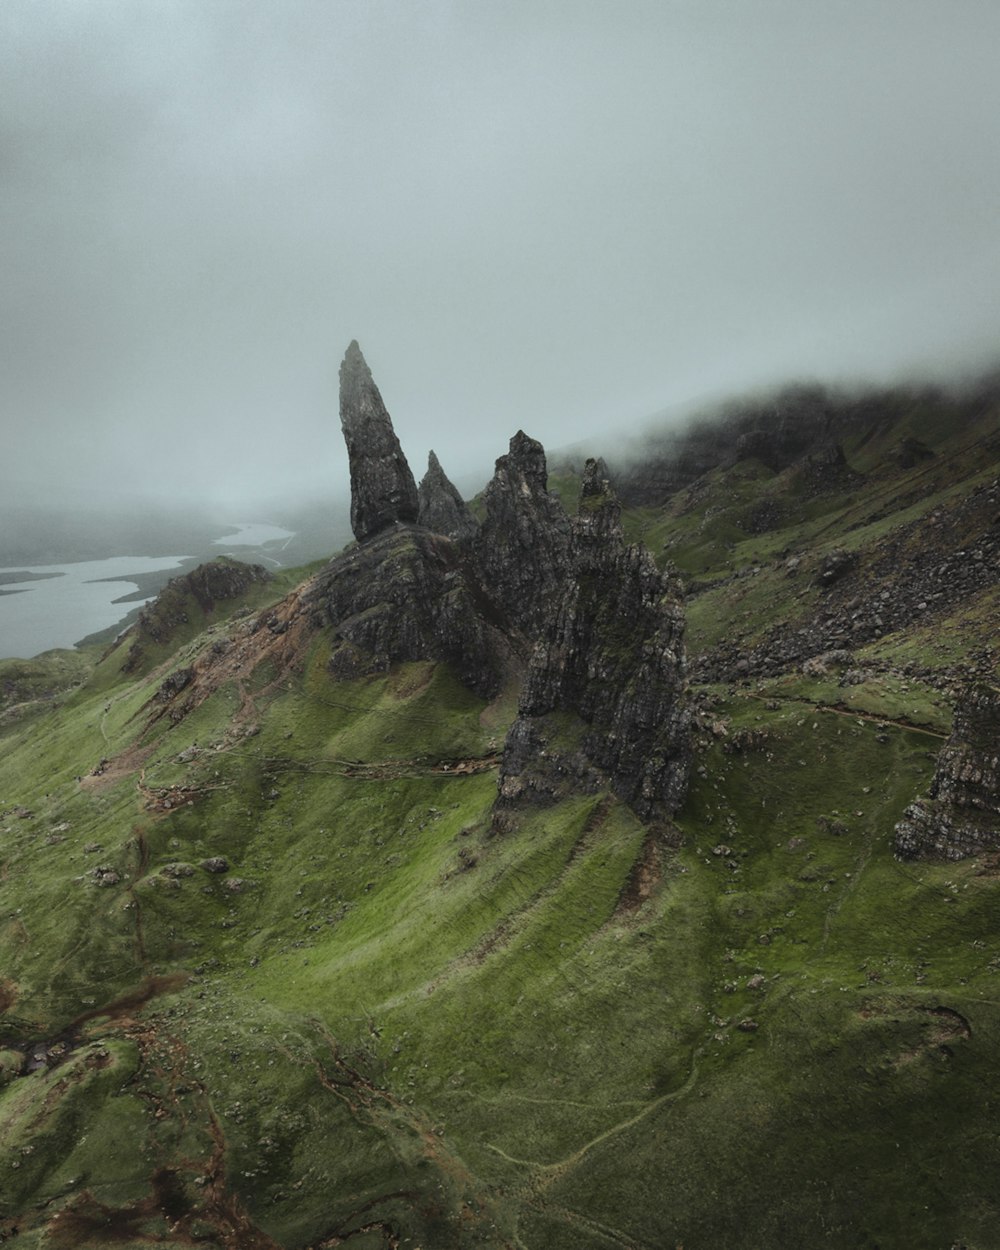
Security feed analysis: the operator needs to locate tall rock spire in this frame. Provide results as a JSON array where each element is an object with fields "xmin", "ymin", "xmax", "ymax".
[
  {"xmin": 417, "ymin": 450, "xmax": 479, "ymax": 543},
  {"xmin": 339, "ymin": 340, "xmax": 419, "ymax": 543},
  {"xmin": 472, "ymin": 431, "xmax": 572, "ymax": 639}
]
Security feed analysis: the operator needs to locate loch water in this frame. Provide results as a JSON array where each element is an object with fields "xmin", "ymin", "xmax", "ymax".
[{"xmin": 0, "ymin": 521, "xmax": 295, "ymax": 659}]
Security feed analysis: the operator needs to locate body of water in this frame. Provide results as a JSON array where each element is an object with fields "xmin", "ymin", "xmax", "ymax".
[
  {"xmin": 0, "ymin": 555, "xmax": 192, "ymax": 659},
  {"xmin": 213, "ymin": 521, "xmax": 295, "ymax": 548},
  {"xmin": 0, "ymin": 521, "xmax": 296, "ymax": 660}
]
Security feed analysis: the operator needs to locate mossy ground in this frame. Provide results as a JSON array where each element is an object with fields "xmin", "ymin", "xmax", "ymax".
[
  {"xmin": 2, "ymin": 401, "xmax": 1000, "ymax": 1247},
  {"xmin": 2, "ymin": 603, "xmax": 998, "ymax": 1247}
]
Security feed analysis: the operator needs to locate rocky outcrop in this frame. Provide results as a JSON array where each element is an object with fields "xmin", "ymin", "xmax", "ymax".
[
  {"xmin": 339, "ymin": 341, "xmax": 419, "ymax": 542},
  {"xmin": 308, "ymin": 526, "xmax": 507, "ymax": 699},
  {"xmin": 694, "ymin": 474, "xmax": 1000, "ymax": 683},
  {"xmin": 122, "ymin": 559, "xmax": 270, "ymax": 673},
  {"xmin": 894, "ymin": 683, "xmax": 1000, "ymax": 860},
  {"xmin": 473, "ymin": 431, "xmax": 572, "ymax": 639},
  {"xmin": 495, "ymin": 460, "xmax": 690, "ymax": 826},
  {"xmin": 417, "ymin": 450, "xmax": 479, "ymax": 543}
]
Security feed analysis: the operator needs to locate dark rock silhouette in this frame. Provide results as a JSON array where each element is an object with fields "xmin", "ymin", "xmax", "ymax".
[
  {"xmin": 339, "ymin": 340, "xmax": 419, "ymax": 542},
  {"xmin": 417, "ymin": 450, "xmax": 479, "ymax": 543},
  {"xmin": 473, "ymin": 431, "xmax": 572, "ymax": 640},
  {"xmin": 895, "ymin": 683, "xmax": 1000, "ymax": 859},
  {"xmin": 308, "ymin": 526, "xmax": 508, "ymax": 699},
  {"xmin": 495, "ymin": 459, "xmax": 689, "ymax": 826},
  {"xmin": 331, "ymin": 355, "xmax": 690, "ymax": 817}
]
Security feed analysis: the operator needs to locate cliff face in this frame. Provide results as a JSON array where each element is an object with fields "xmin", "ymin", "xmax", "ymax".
[
  {"xmin": 327, "ymin": 346, "xmax": 691, "ymax": 822},
  {"xmin": 472, "ymin": 431, "xmax": 572, "ymax": 640},
  {"xmin": 308, "ymin": 526, "xmax": 506, "ymax": 699},
  {"xmin": 339, "ymin": 340, "xmax": 420, "ymax": 541},
  {"xmin": 495, "ymin": 461, "xmax": 690, "ymax": 826},
  {"xmin": 894, "ymin": 683, "xmax": 1000, "ymax": 860}
]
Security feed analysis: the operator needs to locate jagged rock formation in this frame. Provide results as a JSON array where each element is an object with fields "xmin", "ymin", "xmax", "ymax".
[
  {"xmin": 308, "ymin": 527, "xmax": 507, "ymax": 699},
  {"xmin": 473, "ymin": 431, "xmax": 572, "ymax": 639},
  {"xmin": 339, "ymin": 340, "xmax": 419, "ymax": 542},
  {"xmin": 329, "ymin": 350, "xmax": 690, "ymax": 813},
  {"xmin": 495, "ymin": 460, "xmax": 689, "ymax": 826},
  {"xmin": 121, "ymin": 559, "xmax": 270, "ymax": 673},
  {"xmin": 894, "ymin": 683, "xmax": 1000, "ymax": 860},
  {"xmin": 417, "ymin": 450, "xmax": 479, "ymax": 543}
]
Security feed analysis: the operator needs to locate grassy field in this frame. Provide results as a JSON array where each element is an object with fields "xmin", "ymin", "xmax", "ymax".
[{"xmin": 2, "ymin": 394, "xmax": 1000, "ymax": 1247}]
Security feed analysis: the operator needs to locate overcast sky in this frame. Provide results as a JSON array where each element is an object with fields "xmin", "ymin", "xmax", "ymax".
[{"xmin": 4, "ymin": 0, "xmax": 1000, "ymax": 508}]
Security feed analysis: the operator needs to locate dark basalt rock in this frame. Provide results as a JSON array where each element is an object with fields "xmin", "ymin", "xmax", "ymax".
[
  {"xmin": 417, "ymin": 450, "xmax": 479, "ymax": 543},
  {"xmin": 694, "ymin": 475, "xmax": 1000, "ymax": 684},
  {"xmin": 473, "ymin": 431, "xmax": 572, "ymax": 640},
  {"xmin": 340, "ymin": 341, "xmax": 419, "ymax": 542},
  {"xmin": 122, "ymin": 559, "xmax": 270, "ymax": 673},
  {"xmin": 495, "ymin": 460, "xmax": 690, "ymax": 826},
  {"xmin": 308, "ymin": 525, "xmax": 507, "ymax": 699},
  {"xmin": 894, "ymin": 683, "xmax": 1000, "ymax": 860}
]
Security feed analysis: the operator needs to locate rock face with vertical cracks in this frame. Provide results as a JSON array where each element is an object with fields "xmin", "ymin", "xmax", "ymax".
[
  {"xmin": 473, "ymin": 431, "xmax": 572, "ymax": 640},
  {"xmin": 339, "ymin": 340, "xmax": 419, "ymax": 542},
  {"xmin": 895, "ymin": 683, "xmax": 1000, "ymax": 859},
  {"xmin": 417, "ymin": 450, "xmax": 479, "ymax": 543},
  {"xmin": 495, "ymin": 460, "xmax": 690, "ymax": 827},
  {"xmin": 307, "ymin": 526, "xmax": 507, "ymax": 699}
]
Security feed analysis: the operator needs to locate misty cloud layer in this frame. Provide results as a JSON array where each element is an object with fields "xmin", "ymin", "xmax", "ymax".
[{"xmin": 4, "ymin": 1, "xmax": 1000, "ymax": 508}]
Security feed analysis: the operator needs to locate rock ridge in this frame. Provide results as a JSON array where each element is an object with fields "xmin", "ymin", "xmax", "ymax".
[
  {"xmin": 495, "ymin": 460, "xmax": 690, "ymax": 826},
  {"xmin": 894, "ymin": 683, "xmax": 1000, "ymax": 860},
  {"xmin": 472, "ymin": 431, "xmax": 573, "ymax": 641}
]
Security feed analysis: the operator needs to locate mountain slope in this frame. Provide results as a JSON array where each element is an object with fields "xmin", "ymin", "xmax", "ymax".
[{"xmin": 1, "ymin": 366, "xmax": 1000, "ymax": 1249}]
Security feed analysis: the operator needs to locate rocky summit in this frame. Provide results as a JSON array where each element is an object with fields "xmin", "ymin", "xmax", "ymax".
[
  {"xmin": 339, "ymin": 339, "xmax": 420, "ymax": 541},
  {"xmin": 4, "ymin": 357, "xmax": 1000, "ymax": 1250},
  {"xmin": 417, "ymin": 449, "xmax": 479, "ymax": 543},
  {"xmin": 473, "ymin": 429, "xmax": 573, "ymax": 639},
  {"xmin": 497, "ymin": 460, "xmax": 690, "ymax": 826}
]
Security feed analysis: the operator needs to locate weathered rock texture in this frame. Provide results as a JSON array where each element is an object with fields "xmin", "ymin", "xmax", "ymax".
[
  {"xmin": 894, "ymin": 683, "xmax": 1000, "ymax": 860},
  {"xmin": 473, "ymin": 431, "xmax": 572, "ymax": 640},
  {"xmin": 308, "ymin": 526, "xmax": 507, "ymax": 699},
  {"xmin": 329, "ymin": 350, "xmax": 690, "ymax": 818},
  {"xmin": 695, "ymin": 474, "xmax": 1000, "ymax": 684},
  {"xmin": 417, "ymin": 450, "xmax": 479, "ymax": 543},
  {"xmin": 122, "ymin": 559, "xmax": 270, "ymax": 673},
  {"xmin": 495, "ymin": 460, "xmax": 690, "ymax": 826},
  {"xmin": 340, "ymin": 340, "xmax": 419, "ymax": 542}
]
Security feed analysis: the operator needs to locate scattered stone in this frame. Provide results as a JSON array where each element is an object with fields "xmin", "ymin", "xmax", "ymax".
[
  {"xmin": 223, "ymin": 877, "xmax": 252, "ymax": 894},
  {"xmin": 161, "ymin": 862, "xmax": 195, "ymax": 878},
  {"xmin": 201, "ymin": 856, "xmax": 230, "ymax": 874}
]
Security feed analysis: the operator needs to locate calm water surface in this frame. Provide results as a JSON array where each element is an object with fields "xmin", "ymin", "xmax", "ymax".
[
  {"xmin": 0, "ymin": 521, "xmax": 296, "ymax": 659},
  {"xmin": 0, "ymin": 556, "xmax": 191, "ymax": 659}
]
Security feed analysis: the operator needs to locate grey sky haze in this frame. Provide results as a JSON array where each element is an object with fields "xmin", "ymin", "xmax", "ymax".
[{"xmin": 4, "ymin": 1, "xmax": 1000, "ymax": 507}]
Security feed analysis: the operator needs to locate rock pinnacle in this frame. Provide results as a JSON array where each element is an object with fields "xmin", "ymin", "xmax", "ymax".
[{"xmin": 339, "ymin": 341, "xmax": 419, "ymax": 542}]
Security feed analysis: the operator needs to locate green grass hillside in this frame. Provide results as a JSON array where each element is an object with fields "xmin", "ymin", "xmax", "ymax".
[{"xmin": 2, "ymin": 388, "xmax": 1000, "ymax": 1248}]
